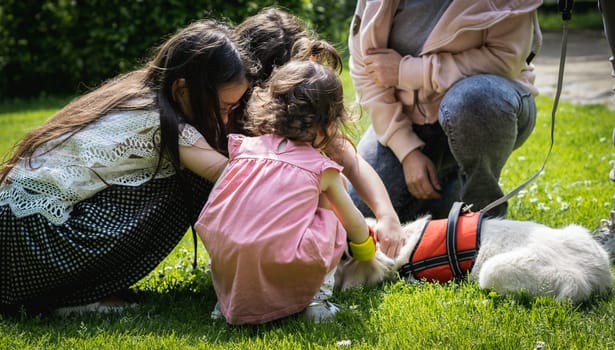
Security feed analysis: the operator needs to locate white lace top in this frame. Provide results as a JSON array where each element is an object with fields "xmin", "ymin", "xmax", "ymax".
[{"xmin": 0, "ymin": 110, "xmax": 204, "ymax": 225}]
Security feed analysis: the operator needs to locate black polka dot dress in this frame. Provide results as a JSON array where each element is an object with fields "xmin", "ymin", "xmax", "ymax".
[{"xmin": 0, "ymin": 170, "xmax": 212, "ymax": 313}]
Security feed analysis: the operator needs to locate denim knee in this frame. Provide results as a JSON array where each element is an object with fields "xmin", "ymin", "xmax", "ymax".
[
  {"xmin": 439, "ymin": 74, "xmax": 536, "ymax": 148},
  {"xmin": 439, "ymin": 74, "xmax": 536, "ymax": 166}
]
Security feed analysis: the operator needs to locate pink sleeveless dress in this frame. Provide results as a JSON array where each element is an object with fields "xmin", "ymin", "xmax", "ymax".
[{"xmin": 195, "ymin": 134, "xmax": 346, "ymax": 325}]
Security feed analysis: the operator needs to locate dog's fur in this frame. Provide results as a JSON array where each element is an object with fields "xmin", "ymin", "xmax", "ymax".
[{"xmin": 335, "ymin": 216, "xmax": 613, "ymax": 303}]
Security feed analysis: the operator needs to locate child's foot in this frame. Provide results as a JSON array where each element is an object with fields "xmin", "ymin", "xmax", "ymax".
[
  {"xmin": 210, "ymin": 302, "xmax": 224, "ymax": 320},
  {"xmin": 302, "ymin": 300, "xmax": 340, "ymax": 323},
  {"xmin": 54, "ymin": 295, "xmax": 136, "ymax": 316}
]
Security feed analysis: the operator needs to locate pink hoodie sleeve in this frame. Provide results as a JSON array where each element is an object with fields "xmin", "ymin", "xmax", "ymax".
[
  {"xmin": 348, "ymin": 0, "xmax": 425, "ymax": 163},
  {"xmin": 397, "ymin": 14, "xmax": 535, "ymax": 94},
  {"xmin": 349, "ymin": 0, "xmax": 538, "ymax": 163}
]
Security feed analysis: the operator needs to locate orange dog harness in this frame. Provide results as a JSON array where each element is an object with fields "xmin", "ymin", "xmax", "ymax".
[{"xmin": 399, "ymin": 202, "xmax": 485, "ymax": 283}]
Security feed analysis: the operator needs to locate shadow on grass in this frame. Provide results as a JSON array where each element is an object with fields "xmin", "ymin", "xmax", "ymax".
[{"xmin": 0, "ymin": 268, "xmax": 389, "ymax": 348}]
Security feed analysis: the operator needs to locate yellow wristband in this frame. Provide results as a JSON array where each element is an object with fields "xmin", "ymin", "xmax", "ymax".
[{"xmin": 349, "ymin": 227, "xmax": 376, "ymax": 261}]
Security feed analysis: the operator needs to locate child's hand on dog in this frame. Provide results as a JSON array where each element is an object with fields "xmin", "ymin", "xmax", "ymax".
[{"xmin": 373, "ymin": 216, "xmax": 405, "ymax": 259}]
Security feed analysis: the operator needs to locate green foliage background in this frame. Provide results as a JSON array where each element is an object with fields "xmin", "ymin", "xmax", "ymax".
[
  {"xmin": 0, "ymin": 1, "xmax": 603, "ymax": 99},
  {"xmin": 0, "ymin": 0, "xmax": 355, "ymax": 99}
]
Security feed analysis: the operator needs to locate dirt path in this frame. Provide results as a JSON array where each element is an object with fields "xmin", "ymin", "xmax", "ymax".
[{"xmin": 534, "ymin": 29, "xmax": 615, "ymax": 110}]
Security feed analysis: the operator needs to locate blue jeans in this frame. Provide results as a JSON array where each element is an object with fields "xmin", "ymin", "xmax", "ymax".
[{"xmin": 350, "ymin": 74, "xmax": 536, "ymax": 222}]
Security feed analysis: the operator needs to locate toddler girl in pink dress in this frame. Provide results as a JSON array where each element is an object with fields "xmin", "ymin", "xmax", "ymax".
[{"xmin": 195, "ymin": 59, "xmax": 376, "ymax": 325}]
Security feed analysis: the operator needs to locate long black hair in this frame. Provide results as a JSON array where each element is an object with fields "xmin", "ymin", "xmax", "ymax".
[{"xmin": 1, "ymin": 19, "xmax": 254, "ymax": 184}]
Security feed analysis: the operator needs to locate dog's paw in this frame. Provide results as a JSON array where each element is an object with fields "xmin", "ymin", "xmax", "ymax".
[{"xmin": 335, "ymin": 251, "xmax": 395, "ymax": 290}]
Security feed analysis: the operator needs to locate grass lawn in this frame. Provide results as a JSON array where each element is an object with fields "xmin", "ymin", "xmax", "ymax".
[{"xmin": 1, "ymin": 69, "xmax": 615, "ymax": 349}]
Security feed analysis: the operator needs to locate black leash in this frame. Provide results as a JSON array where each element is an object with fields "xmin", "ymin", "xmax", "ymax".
[
  {"xmin": 192, "ymin": 225, "xmax": 198, "ymax": 270},
  {"xmin": 481, "ymin": 5, "xmax": 573, "ymax": 214}
]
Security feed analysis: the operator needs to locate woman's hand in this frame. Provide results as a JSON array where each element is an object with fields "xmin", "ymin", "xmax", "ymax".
[
  {"xmin": 402, "ymin": 149, "xmax": 441, "ymax": 200},
  {"xmin": 364, "ymin": 48, "xmax": 403, "ymax": 88}
]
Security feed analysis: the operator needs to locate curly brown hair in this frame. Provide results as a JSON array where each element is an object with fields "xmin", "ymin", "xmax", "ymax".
[
  {"xmin": 228, "ymin": 7, "xmax": 343, "ymax": 135},
  {"xmin": 244, "ymin": 60, "xmax": 349, "ymax": 150}
]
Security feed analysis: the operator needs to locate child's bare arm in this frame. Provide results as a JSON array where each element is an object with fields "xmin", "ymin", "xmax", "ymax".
[
  {"xmin": 326, "ymin": 137, "xmax": 404, "ymax": 258},
  {"xmin": 179, "ymin": 137, "xmax": 228, "ymax": 182},
  {"xmin": 321, "ymin": 168, "xmax": 369, "ymax": 244}
]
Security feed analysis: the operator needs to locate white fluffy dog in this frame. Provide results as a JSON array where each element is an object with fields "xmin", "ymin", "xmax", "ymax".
[{"xmin": 336, "ymin": 204, "xmax": 613, "ymax": 303}]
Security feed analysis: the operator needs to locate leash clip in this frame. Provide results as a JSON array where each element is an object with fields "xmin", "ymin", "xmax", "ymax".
[{"xmin": 461, "ymin": 203, "xmax": 473, "ymax": 214}]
